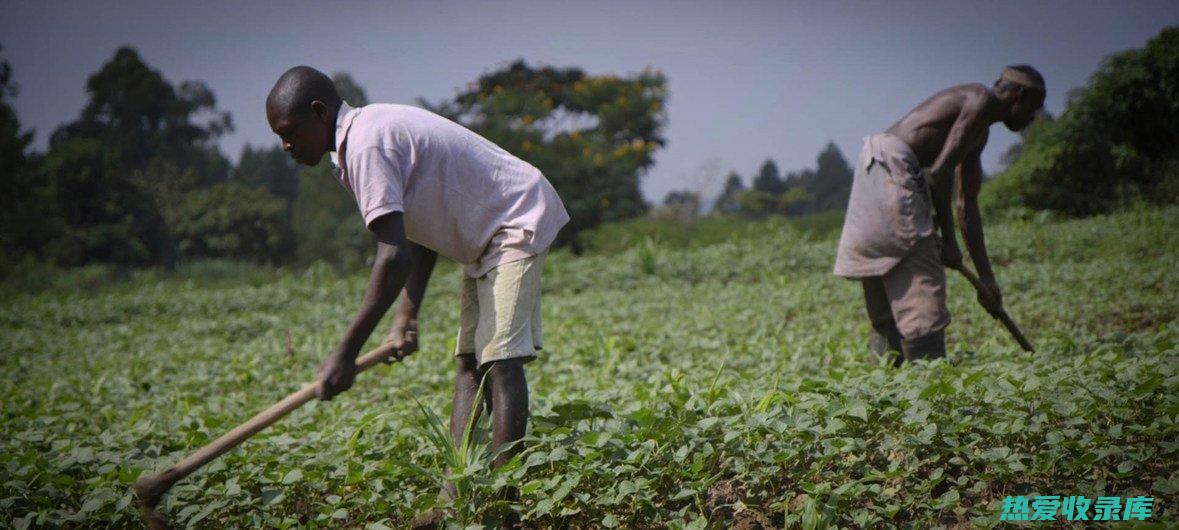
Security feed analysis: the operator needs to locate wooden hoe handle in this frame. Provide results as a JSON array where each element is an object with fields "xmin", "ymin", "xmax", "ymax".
[
  {"xmin": 134, "ymin": 342, "xmax": 401, "ymax": 528},
  {"xmin": 951, "ymin": 264, "xmax": 1035, "ymax": 353}
]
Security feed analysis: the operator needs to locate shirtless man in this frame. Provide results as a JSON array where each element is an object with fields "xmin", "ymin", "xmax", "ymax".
[{"xmin": 834, "ymin": 65, "xmax": 1046, "ymax": 364}]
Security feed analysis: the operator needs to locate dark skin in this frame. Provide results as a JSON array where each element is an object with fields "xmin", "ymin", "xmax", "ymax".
[
  {"xmin": 267, "ymin": 96, "xmax": 529, "ymax": 526},
  {"xmin": 883, "ymin": 80, "xmax": 1044, "ymax": 316}
]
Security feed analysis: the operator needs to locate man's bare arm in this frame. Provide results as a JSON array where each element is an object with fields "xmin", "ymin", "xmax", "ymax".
[
  {"xmin": 318, "ymin": 212, "xmax": 415, "ymax": 399},
  {"xmin": 956, "ymin": 150, "xmax": 1004, "ymax": 315},
  {"xmin": 930, "ymin": 174, "xmax": 962, "ymax": 268},
  {"xmin": 956, "ymin": 151, "xmax": 994, "ymax": 280},
  {"xmin": 385, "ymin": 242, "xmax": 438, "ymax": 354},
  {"xmin": 927, "ymin": 93, "xmax": 990, "ymax": 182},
  {"xmin": 394, "ymin": 243, "xmax": 437, "ymax": 325}
]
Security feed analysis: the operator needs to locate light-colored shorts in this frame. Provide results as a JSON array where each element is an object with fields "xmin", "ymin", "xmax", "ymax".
[
  {"xmin": 455, "ymin": 252, "xmax": 546, "ymax": 366},
  {"xmin": 862, "ymin": 235, "xmax": 951, "ymax": 339}
]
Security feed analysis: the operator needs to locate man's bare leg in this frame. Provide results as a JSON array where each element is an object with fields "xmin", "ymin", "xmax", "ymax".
[
  {"xmin": 484, "ymin": 358, "xmax": 529, "ymax": 467},
  {"xmin": 411, "ymin": 354, "xmax": 485, "ymax": 530},
  {"xmin": 485, "ymin": 358, "xmax": 528, "ymax": 529},
  {"xmin": 413, "ymin": 356, "xmax": 527, "ymax": 528},
  {"xmin": 450, "ymin": 353, "xmax": 486, "ymax": 449}
]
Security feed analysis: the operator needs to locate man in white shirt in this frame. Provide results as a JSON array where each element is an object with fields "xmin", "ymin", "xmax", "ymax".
[{"xmin": 266, "ymin": 66, "xmax": 569, "ymax": 525}]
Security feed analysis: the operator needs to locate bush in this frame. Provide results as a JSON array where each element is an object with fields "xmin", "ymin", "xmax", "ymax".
[
  {"xmin": 983, "ymin": 27, "xmax": 1179, "ymax": 215},
  {"xmin": 575, "ymin": 210, "xmax": 844, "ymax": 255},
  {"xmin": 170, "ymin": 182, "xmax": 291, "ymax": 263}
]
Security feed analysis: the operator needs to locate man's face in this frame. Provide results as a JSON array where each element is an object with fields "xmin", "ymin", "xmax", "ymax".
[
  {"xmin": 267, "ymin": 105, "xmax": 329, "ymax": 166},
  {"xmin": 1004, "ymin": 88, "xmax": 1045, "ymax": 132}
]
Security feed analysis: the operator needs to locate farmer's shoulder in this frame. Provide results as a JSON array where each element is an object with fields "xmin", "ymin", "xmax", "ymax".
[
  {"xmin": 351, "ymin": 104, "xmax": 467, "ymax": 146},
  {"xmin": 921, "ymin": 83, "xmax": 991, "ymax": 115},
  {"xmin": 944, "ymin": 84, "xmax": 998, "ymax": 117}
]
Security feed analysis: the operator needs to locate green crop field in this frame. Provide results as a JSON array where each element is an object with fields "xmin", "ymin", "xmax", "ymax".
[{"xmin": 2, "ymin": 207, "xmax": 1177, "ymax": 529}]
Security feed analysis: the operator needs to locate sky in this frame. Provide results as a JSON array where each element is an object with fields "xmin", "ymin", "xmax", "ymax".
[{"xmin": 2, "ymin": 1, "xmax": 1176, "ymax": 202}]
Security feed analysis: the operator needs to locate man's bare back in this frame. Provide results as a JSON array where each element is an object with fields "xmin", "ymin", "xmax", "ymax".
[
  {"xmin": 883, "ymin": 74, "xmax": 1044, "ymax": 274},
  {"xmin": 886, "ymin": 84, "xmax": 996, "ymax": 177}
]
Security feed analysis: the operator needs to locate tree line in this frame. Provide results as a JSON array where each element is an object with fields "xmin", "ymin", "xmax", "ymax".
[
  {"xmin": 0, "ymin": 50, "xmax": 668, "ymax": 273},
  {"xmin": 2, "ymin": 27, "xmax": 1175, "ymax": 275},
  {"xmin": 657, "ymin": 142, "xmax": 854, "ymax": 222}
]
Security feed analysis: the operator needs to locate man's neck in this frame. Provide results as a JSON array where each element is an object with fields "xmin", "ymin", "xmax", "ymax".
[
  {"xmin": 326, "ymin": 103, "xmax": 342, "ymax": 152},
  {"xmin": 986, "ymin": 87, "xmax": 1016, "ymax": 126}
]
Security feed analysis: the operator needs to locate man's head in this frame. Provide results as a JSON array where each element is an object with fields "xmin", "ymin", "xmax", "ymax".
[
  {"xmin": 266, "ymin": 66, "xmax": 343, "ymax": 166},
  {"xmin": 993, "ymin": 65, "xmax": 1046, "ymax": 131}
]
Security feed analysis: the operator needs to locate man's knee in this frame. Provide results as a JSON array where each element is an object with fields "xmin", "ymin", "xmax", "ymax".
[
  {"xmin": 455, "ymin": 353, "xmax": 479, "ymax": 373},
  {"xmin": 484, "ymin": 357, "xmax": 526, "ymax": 384}
]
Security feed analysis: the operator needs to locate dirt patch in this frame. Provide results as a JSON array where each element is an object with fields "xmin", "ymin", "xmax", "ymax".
[{"xmin": 705, "ymin": 479, "xmax": 775, "ymax": 529}]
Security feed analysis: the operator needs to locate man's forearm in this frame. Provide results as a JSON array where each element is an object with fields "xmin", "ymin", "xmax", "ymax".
[
  {"xmin": 959, "ymin": 198, "xmax": 996, "ymax": 281},
  {"xmin": 931, "ymin": 179, "xmax": 958, "ymax": 246},
  {"xmin": 393, "ymin": 245, "xmax": 438, "ymax": 325},
  {"xmin": 338, "ymin": 245, "xmax": 414, "ymax": 357}
]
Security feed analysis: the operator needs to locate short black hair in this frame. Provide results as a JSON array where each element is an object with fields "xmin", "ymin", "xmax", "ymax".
[
  {"xmin": 266, "ymin": 66, "xmax": 342, "ymax": 119},
  {"xmin": 998, "ymin": 64, "xmax": 1046, "ymax": 95}
]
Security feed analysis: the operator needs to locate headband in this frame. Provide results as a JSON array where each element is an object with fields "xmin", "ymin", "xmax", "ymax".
[{"xmin": 1001, "ymin": 68, "xmax": 1043, "ymax": 91}]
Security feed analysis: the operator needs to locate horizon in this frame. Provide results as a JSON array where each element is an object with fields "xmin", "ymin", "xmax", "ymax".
[{"xmin": 2, "ymin": 1, "xmax": 1175, "ymax": 202}]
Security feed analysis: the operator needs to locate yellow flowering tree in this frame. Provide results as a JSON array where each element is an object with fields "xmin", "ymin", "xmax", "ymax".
[{"xmin": 422, "ymin": 60, "xmax": 668, "ymax": 250}]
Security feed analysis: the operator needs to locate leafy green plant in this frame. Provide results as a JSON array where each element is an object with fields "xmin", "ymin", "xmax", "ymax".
[{"xmin": 1, "ymin": 206, "xmax": 1176, "ymax": 528}]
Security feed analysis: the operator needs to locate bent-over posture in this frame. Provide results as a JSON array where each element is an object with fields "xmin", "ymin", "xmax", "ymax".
[
  {"xmin": 834, "ymin": 66, "xmax": 1045, "ymax": 363},
  {"xmin": 266, "ymin": 66, "xmax": 569, "ymax": 527}
]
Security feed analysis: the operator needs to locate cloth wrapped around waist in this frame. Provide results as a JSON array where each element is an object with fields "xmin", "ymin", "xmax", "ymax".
[{"xmin": 833, "ymin": 133, "xmax": 936, "ymax": 278}]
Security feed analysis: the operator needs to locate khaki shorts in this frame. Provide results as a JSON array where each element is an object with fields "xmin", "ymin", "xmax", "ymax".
[
  {"xmin": 862, "ymin": 236, "xmax": 951, "ymax": 339},
  {"xmin": 455, "ymin": 252, "xmax": 546, "ymax": 366}
]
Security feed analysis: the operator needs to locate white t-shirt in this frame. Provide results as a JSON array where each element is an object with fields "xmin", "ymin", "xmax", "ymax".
[{"xmin": 330, "ymin": 103, "xmax": 570, "ymax": 277}]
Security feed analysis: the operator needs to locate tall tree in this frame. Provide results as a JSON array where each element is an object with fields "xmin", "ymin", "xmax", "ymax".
[
  {"xmin": 421, "ymin": 60, "xmax": 668, "ymax": 246},
  {"xmin": 332, "ymin": 72, "xmax": 370, "ymax": 108},
  {"xmin": 290, "ymin": 72, "xmax": 374, "ymax": 269},
  {"xmin": 0, "ymin": 44, "xmax": 59, "ymax": 269},
  {"xmin": 752, "ymin": 158, "xmax": 787, "ymax": 195},
  {"xmin": 170, "ymin": 182, "xmax": 290, "ymax": 263},
  {"xmin": 236, "ymin": 143, "xmax": 298, "ymax": 207},
  {"xmin": 662, "ymin": 189, "xmax": 701, "ymax": 221},
  {"xmin": 985, "ymin": 28, "xmax": 1179, "ymax": 214},
  {"xmin": 714, "ymin": 172, "xmax": 745, "ymax": 215},
  {"xmin": 42, "ymin": 47, "xmax": 233, "ymax": 265},
  {"xmin": 809, "ymin": 142, "xmax": 853, "ymax": 211}
]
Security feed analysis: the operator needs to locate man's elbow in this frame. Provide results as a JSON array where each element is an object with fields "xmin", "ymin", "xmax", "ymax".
[{"xmin": 375, "ymin": 244, "xmax": 415, "ymax": 269}]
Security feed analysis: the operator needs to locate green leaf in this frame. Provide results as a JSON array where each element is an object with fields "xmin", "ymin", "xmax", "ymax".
[
  {"xmin": 261, "ymin": 489, "xmax": 284, "ymax": 507},
  {"xmin": 281, "ymin": 469, "xmax": 303, "ymax": 484}
]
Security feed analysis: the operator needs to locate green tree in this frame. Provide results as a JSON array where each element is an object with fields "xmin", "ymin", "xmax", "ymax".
[
  {"xmin": 41, "ymin": 46, "xmax": 233, "ymax": 265},
  {"xmin": 999, "ymin": 110, "xmax": 1054, "ymax": 168},
  {"xmin": 289, "ymin": 72, "xmax": 375, "ymax": 269},
  {"xmin": 735, "ymin": 189, "xmax": 779, "ymax": 218},
  {"xmin": 984, "ymin": 27, "xmax": 1179, "ymax": 215},
  {"xmin": 782, "ymin": 169, "xmax": 814, "ymax": 215},
  {"xmin": 752, "ymin": 158, "xmax": 786, "ymax": 195},
  {"xmin": 714, "ymin": 172, "xmax": 745, "ymax": 215},
  {"xmin": 0, "ymin": 44, "xmax": 60, "ymax": 269},
  {"xmin": 778, "ymin": 186, "xmax": 814, "ymax": 215},
  {"xmin": 660, "ymin": 189, "xmax": 701, "ymax": 221},
  {"xmin": 236, "ymin": 143, "xmax": 298, "ymax": 209},
  {"xmin": 170, "ymin": 182, "xmax": 291, "ymax": 262},
  {"xmin": 421, "ymin": 60, "xmax": 668, "ymax": 247},
  {"xmin": 809, "ymin": 142, "xmax": 853, "ymax": 211}
]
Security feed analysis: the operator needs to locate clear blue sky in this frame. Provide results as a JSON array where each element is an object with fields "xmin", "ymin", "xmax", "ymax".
[{"xmin": 3, "ymin": 1, "xmax": 1175, "ymax": 202}]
